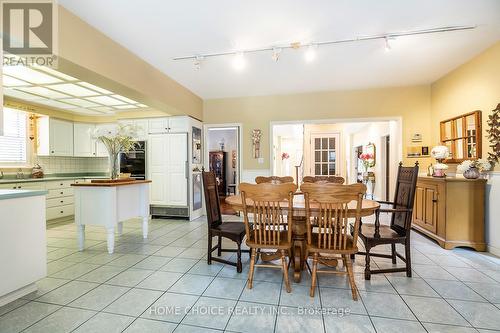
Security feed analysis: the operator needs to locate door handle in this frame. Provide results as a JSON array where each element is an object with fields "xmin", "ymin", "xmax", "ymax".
[{"xmin": 185, "ymin": 161, "xmax": 189, "ymax": 179}]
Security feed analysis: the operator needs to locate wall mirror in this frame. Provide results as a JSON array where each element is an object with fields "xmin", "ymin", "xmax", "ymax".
[
  {"xmin": 365, "ymin": 143, "xmax": 376, "ymax": 167},
  {"xmin": 440, "ymin": 110, "xmax": 481, "ymax": 162}
]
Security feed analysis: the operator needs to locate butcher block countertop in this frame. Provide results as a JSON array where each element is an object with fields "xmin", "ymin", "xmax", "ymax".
[{"xmin": 71, "ymin": 179, "xmax": 152, "ymax": 187}]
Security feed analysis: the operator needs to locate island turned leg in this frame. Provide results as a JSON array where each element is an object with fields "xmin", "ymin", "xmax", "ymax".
[
  {"xmin": 142, "ymin": 216, "xmax": 149, "ymax": 239},
  {"xmin": 106, "ymin": 227, "xmax": 115, "ymax": 254},
  {"xmin": 77, "ymin": 224, "xmax": 85, "ymax": 251},
  {"xmin": 117, "ymin": 222, "xmax": 123, "ymax": 235}
]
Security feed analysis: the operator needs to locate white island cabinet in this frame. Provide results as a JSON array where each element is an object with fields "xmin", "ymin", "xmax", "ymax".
[
  {"xmin": 0, "ymin": 189, "xmax": 47, "ymax": 306},
  {"xmin": 72, "ymin": 180, "xmax": 151, "ymax": 254}
]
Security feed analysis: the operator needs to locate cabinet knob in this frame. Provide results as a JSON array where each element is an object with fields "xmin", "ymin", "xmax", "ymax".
[
  {"xmin": 432, "ymin": 199, "xmax": 438, "ymax": 203},
  {"xmin": 60, "ymin": 191, "xmax": 63, "ymax": 194},
  {"xmin": 60, "ymin": 211, "xmax": 63, "ymax": 214},
  {"xmin": 17, "ymin": 186, "xmax": 21, "ymax": 189},
  {"xmin": 51, "ymin": 151, "xmax": 54, "ymax": 153},
  {"xmin": 60, "ymin": 200, "xmax": 64, "ymax": 203}
]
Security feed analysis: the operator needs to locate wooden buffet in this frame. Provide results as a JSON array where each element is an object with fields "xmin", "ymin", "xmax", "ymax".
[{"xmin": 411, "ymin": 176, "xmax": 486, "ymax": 251}]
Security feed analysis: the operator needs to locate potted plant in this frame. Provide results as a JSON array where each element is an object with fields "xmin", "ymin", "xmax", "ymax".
[
  {"xmin": 93, "ymin": 124, "xmax": 138, "ymax": 179},
  {"xmin": 457, "ymin": 159, "xmax": 491, "ymax": 179}
]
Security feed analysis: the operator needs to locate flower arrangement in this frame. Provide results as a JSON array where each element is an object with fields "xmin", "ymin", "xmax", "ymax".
[
  {"xmin": 281, "ymin": 152, "xmax": 290, "ymax": 160},
  {"xmin": 457, "ymin": 159, "xmax": 491, "ymax": 177},
  {"xmin": 359, "ymin": 153, "xmax": 374, "ymax": 172},
  {"xmin": 93, "ymin": 124, "xmax": 138, "ymax": 179}
]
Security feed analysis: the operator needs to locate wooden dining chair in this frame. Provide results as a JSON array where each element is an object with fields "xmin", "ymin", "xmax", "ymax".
[
  {"xmin": 355, "ymin": 162, "xmax": 419, "ymax": 280},
  {"xmin": 255, "ymin": 176, "xmax": 295, "ymax": 184},
  {"xmin": 202, "ymin": 170, "xmax": 249, "ymax": 273},
  {"xmin": 302, "ymin": 176, "xmax": 345, "ymax": 184},
  {"xmin": 239, "ymin": 182, "xmax": 297, "ymax": 293},
  {"xmin": 301, "ymin": 182, "xmax": 366, "ymax": 300}
]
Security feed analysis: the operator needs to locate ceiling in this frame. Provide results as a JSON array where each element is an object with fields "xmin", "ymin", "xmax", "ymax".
[
  {"xmin": 59, "ymin": 0, "xmax": 500, "ymax": 99},
  {"xmin": 2, "ymin": 64, "xmax": 149, "ymax": 115}
]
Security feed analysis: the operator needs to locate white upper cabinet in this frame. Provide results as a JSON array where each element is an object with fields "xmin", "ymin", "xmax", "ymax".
[
  {"xmin": 118, "ymin": 119, "xmax": 148, "ymax": 140},
  {"xmin": 95, "ymin": 123, "xmax": 117, "ymax": 157},
  {"xmin": 148, "ymin": 117, "xmax": 188, "ymax": 134},
  {"xmin": 73, "ymin": 123, "xmax": 96, "ymax": 157},
  {"xmin": 38, "ymin": 117, "xmax": 74, "ymax": 156}
]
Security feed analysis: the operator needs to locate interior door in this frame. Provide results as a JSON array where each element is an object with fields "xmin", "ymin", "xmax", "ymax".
[
  {"xmin": 148, "ymin": 134, "xmax": 167, "ymax": 205},
  {"xmin": 310, "ymin": 133, "xmax": 341, "ymax": 176},
  {"xmin": 166, "ymin": 133, "xmax": 188, "ymax": 206}
]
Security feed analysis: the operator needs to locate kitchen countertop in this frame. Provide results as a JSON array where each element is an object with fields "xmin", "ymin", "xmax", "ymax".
[
  {"xmin": 72, "ymin": 180, "xmax": 152, "ymax": 187},
  {"xmin": 0, "ymin": 174, "xmax": 108, "ymax": 184},
  {"xmin": 0, "ymin": 189, "xmax": 48, "ymax": 200}
]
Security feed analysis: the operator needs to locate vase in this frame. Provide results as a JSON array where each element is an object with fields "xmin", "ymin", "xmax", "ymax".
[
  {"xmin": 109, "ymin": 153, "xmax": 120, "ymax": 179},
  {"xmin": 463, "ymin": 166, "xmax": 480, "ymax": 179}
]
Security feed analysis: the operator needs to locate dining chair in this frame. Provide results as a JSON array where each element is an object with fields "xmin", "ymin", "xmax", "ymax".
[
  {"xmin": 202, "ymin": 169, "xmax": 249, "ymax": 273},
  {"xmin": 255, "ymin": 176, "xmax": 295, "ymax": 184},
  {"xmin": 302, "ymin": 176, "xmax": 345, "ymax": 184},
  {"xmin": 239, "ymin": 182, "xmax": 297, "ymax": 293},
  {"xmin": 301, "ymin": 182, "xmax": 366, "ymax": 300},
  {"xmin": 355, "ymin": 162, "xmax": 419, "ymax": 280}
]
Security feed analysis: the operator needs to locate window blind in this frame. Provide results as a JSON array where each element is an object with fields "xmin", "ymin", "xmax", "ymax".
[{"xmin": 0, "ymin": 107, "xmax": 27, "ymax": 163}]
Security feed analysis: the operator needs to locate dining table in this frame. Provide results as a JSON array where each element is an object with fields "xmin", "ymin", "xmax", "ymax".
[{"xmin": 225, "ymin": 192, "xmax": 380, "ymax": 282}]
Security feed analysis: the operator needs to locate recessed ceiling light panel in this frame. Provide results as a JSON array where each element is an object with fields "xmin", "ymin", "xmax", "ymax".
[
  {"xmin": 78, "ymin": 82, "xmax": 114, "ymax": 94},
  {"xmin": 112, "ymin": 95, "xmax": 139, "ymax": 104},
  {"xmin": 62, "ymin": 98, "xmax": 101, "ymax": 108},
  {"xmin": 3, "ymin": 66, "xmax": 62, "ymax": 84},
  {"xmin": 86, "ymin": 95, "xmax": 126, "ymax": 106},
  {"xmin": 48, "ymin": 83, "xmax": 99, "ymax": 97},
  {"xmin": 4, "ymin": 88, "xmax": 46, "ymax": 101},
  {"xmin": 3, "ymin": 75, "xmax": 31, "ymax": 87},
  {"xmin": 33, "ymin": 66, "xmax": 79, "ymax": 81},
  {"xmin": 17, "ymin": 86, "xmax": 70, "ymax": 99}
]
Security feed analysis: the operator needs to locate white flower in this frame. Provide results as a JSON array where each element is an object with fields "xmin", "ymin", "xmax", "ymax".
[
  {"xmin": 434, "ymin": 163, "xmax": 449, "ymax": 170},
  {"xmin": 457, "ymin": 160, "xmax": 473, "ymax": 173}
]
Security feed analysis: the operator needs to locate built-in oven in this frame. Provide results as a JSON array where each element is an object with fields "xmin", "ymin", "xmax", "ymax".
[{"xmin": 119, "ymin": 141, "xmax": 146, "ymax": 180}]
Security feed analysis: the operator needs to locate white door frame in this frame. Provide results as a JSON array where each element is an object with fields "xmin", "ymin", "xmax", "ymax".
[
  {"xmin": 270, "ymin": 116, "xmax": 403, "ymax": 177},
  {"xmin": 203, "ymin": 123, "xmax": 243, "ymax": 192}
]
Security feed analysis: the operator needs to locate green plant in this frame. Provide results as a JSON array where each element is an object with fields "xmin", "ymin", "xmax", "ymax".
[{"xmin": 487, "ymin": 103, "xmax": 500, "ymax": 167}]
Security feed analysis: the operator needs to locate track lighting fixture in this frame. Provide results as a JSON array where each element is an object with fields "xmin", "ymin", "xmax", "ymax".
[
  {"xmin": 384, "ymin": 37, "xmax": 392, "ymax": 52},
  {"xmin": 193, "ymin": 56, "xmax": 204, "ymax": 70},
  {"xmin": 271, "ymin": 47, "xmax": 282, "ymax": 62}
]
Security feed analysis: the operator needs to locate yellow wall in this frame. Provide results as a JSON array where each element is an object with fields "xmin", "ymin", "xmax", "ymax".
[
  {"xmin": 203, "ymin": 86, "xmax": 433, "ymax": 170},
  {"xmin": 431, "ymin": 41, "xmax": 500, "ymax": 171}
]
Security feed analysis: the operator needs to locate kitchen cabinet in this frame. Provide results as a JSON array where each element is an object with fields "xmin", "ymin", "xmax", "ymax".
[
  {"xmin": 73, "ymin": 123, "xmax": 96, "ymax": 157},
  {"xmin": 148, "ymin": 133, "xmax": 188, "ymax": 207},
  {"xmin": 37, "ymin": 117, "xmax": 74, "ymax": 156},
  {"xmin": 148, "ymin": 117, "xmax": 188, "ymax": 134},
  {"xmin": 118, "ymin": 119, "xmax": 148, "ymax": 140},
  {"xmin": 95, "ymin": 123, "xmax": 117, "ymax": 157},
  {"xmin": 412, "ymin": 176, "xmax": 486, "ymax": 251}
]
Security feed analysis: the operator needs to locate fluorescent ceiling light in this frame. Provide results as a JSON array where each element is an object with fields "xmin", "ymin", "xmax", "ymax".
[
  {"xmin": 3, "ymin": 66, "xmax": 62, "ymax": 84},
  {"xmin": 17, "ymin": 86, "xmax": 70, "ymax": 99},
  {"xmin": 48, "ymin": 83, "xmax": 99, "ymax": 97},
  {"xmin": 112, "ymin": 95, "xmax": 139, "ymax": 104},
  {"xmin": 4, "ymin": 88, "xmax": 46, "ymax": 101},
  {"xmin": 91, "ymin": 106, "xmax": 115, "ymax": 112},
  {"xmin": 71, "ymin": 108, "xmax": 105, "ymax": 115},
  {"xmin": 85, "ymin": 95, "xmax": 125, "ymax": 106},
  {"xmin": 33, "ymin": 66, "xmax": 79, "ymax": 81},
  {"xmin": 114, "ymin": 104, "xmax": 137, "ymax": 109},
  {"xmin": 62, "ymin": 98, "xmax": 101, "ymax": 108},
  {"xmin": 34, "ymin": 99, "xmax": 76, "ymax": 109},
  {"xmin": 78, "ymin": 82, "xmax": 113, "ymax": 94},
  {"xmin": 136, "ymin": 103, "xmax": 148, "ymax": 108},
  {"xmin": 3, "ymin": 75, "xmax": 31, "ymax": 87}
]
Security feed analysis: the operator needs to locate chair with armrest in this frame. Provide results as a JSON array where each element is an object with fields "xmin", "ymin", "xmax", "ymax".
[
  {"xmin": 355, "ymin": 162, "xmax": 419, "ymax": 280},
  {"xmin": 302, "ymin": 176, "xmax": 345, "ymax": 184}
]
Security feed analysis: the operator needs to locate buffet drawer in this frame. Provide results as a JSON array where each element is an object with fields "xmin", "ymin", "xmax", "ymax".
[
  {"xmin": 47, "ymin": 188, "xmax": 74, "ymax": 199},
  {"xmin": 46, "ymin": 204, "xmax": 74, "ymax": 220},
  {"xmin": 46, "ymin": 196, "xmax": 74, "ymax": 208}
]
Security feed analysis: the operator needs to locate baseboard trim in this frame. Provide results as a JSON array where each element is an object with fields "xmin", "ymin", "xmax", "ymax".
[
  {"xmin": 0, "ymin": 283, "xmax": 37, "ymax": 307},
  {"xmin": 487, "ymin": 244, "xmax": 500, "ymax": 257}
]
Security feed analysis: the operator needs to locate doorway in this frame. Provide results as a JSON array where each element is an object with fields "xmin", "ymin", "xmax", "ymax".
[
  {"xmin": 204, "ymin": 125, "xmax": 241, "ymax": 215},
  {"xmin": 381, "ymin": 135, "xmax": 391, "ymax": 201}
]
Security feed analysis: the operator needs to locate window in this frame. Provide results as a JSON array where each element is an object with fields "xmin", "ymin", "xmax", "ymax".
[
  {"xmin": 310, "ymin": 133, "xmax": 340, "ymax": 176},
  {"xmin": 0, "ymin": 107, "xmax": 28, "ymax": 164}
]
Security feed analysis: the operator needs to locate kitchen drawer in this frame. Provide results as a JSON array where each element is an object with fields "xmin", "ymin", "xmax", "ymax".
[
  {"xmin": 17, "ymin": 182, "xmax": 46, "ymax": 190},
  {"xmin": 72, "ymin": 179, "xmax": 87, "ymax": 185},
  {"xmin": 47, "ymin": 196, "xmax": 74, "ymax": 208},
  {"xmin": 47, "ymin": 187, "xmax": 74, "ymax": 198},
  {"xmin": 47, "ymin": 204, "xmax": 74, "ymax": 220},
  {"xmin": 45, "ymin": 180, "xmax": 74, "ymax": 190},
  {"xmin": 0, "ymin": 183, "xmax": 18, "ymax": 190}
]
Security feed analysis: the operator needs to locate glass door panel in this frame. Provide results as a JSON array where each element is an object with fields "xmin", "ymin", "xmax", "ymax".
[{"xmin": 310, "ymin": 133, "xmax": 340, "ymax": 176}]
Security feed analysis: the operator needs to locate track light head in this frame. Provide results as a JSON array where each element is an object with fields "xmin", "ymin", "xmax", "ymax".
[
  {"xmin": 384, "ymin": 37, "xmax": 393, "ymax": 52},
  {"xmin": 193, "ymin": 56, "xmax": 204, "ymax": 70},
  {"xmin": 271, "ymin": 47, "xmax": 282, "ymax": 62}
]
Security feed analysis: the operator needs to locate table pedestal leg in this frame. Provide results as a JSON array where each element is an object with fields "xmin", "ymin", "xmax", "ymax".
[
  {"xmin": 106, "ymin": 227, "xmax": 115, "ymax": 254},
  {"xmin": 77, "ymin": 224, "xmax": 85, "ymax": 251},
  {"xmin": 142, "ymin": 216, "xmax": 148, "ymax": 239},
  {"xmin": 292, "ymin": 217, "xmax": 307, "ymax": 283}
]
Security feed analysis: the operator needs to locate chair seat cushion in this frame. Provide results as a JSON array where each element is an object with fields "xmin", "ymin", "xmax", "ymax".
[
  {"xmin": 213, "ymin": 222, "xmax": 246, "ymax": 239},
  {"xmin": 359, "ymin": 223, "xmax": 404, "ymax": 239}
]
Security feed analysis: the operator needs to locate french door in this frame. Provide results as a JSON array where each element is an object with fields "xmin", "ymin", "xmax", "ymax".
[{"xmin": 310, "ymin": 133, "xmax": 340, "ymax": 176}]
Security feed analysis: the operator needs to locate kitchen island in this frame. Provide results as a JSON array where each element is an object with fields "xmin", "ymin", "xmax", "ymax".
[
  {"xmin": 0, "ymin": 189, "xmax": 47, "ymax": 306},
  {"xmin": 72, "ymin": 179, "xmax": 151, "ymax": 254}
]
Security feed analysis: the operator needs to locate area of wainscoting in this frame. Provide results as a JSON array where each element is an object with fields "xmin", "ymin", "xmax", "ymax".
[{"xmin": 485, "ymin": 171, "xmax": 500, "ymax": 256}]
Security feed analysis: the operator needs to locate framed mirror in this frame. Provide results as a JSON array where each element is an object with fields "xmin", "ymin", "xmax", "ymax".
[
  {"xmin": 365, "ymin": 143, "xmax": 376, "ymax": 167},
  {"xmin": 440, "ymin": 111, "xmax": 481, "ymax": 162}
]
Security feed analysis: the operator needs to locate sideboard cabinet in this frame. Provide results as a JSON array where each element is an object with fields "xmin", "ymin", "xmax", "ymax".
[{"xmin": 411, "ymin": 176, "xmax": 486, "ymax": 251}]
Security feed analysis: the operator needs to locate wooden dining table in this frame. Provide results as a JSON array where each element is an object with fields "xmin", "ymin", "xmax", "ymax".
[{"xmin": 225, "ymin": 193, "xmax": 380, "ymax": 282}]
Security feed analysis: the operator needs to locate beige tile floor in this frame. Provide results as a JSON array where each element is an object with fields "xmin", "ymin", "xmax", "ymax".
[{"xmin": 1, "ymin": 215, "xmax": 500, "ymax": 333}]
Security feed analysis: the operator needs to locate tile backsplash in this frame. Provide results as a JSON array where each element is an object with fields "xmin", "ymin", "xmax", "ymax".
[{"xmin": 35, "ymin": 156, "xmax": 109, "ymax": 174}]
